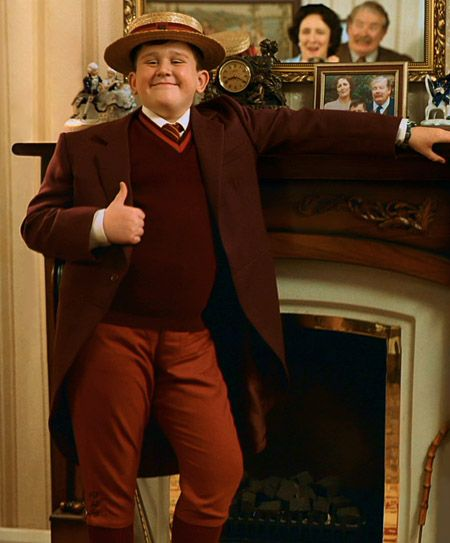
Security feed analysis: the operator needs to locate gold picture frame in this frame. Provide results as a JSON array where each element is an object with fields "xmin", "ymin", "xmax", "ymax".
[
  {"xmin": 314, "ymin": 62, "xmax": 408, "ymax": 117},
  {"xmin": 124, "ymin": 0, "xmax": 300, "ymax": 60},
  {"xmin": 124, "ymin": 0, "xmax": 446, "ymax": 83}
]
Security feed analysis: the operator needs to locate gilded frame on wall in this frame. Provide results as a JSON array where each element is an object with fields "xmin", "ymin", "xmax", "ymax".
[
  {"xmin": 124, "ymin": 0, "xmax": 300, "ymax": 60},
  {"xmin": 123, "ymin": 0, "xmax": 446, "ymax": 83}
]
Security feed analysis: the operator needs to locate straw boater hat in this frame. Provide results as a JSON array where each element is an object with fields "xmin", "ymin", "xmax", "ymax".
[
  {"xmin": 104, "ymin": 12, "xmax": 226, "ymax": 75},
  {"xmin": 209, "ymin": 30, "xmax": 251, "ymax": 58}
]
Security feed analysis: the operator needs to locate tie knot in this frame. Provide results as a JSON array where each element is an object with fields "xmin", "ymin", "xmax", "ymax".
[
  {"xmin": 376, "ymin": 105, "xmax": 383, "ymax": 114},
  {"xmin": 356, "ymin": 56, "xmax": 366, "ymax": 62},
  {"xmin": 161, "ymin": 122, "xmax": 184, "ymax": 142}
]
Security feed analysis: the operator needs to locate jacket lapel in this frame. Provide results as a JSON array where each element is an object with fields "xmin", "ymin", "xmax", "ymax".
[
  {"xmin": 89, "ymin": 111, "xmax": 137, "ymax": 263},
  {"xmin": 90, "ymin": 112, "xmax": 135, "ymax": 205},
  {"xmin": 190, "ymin": 107, "xmax": 224, "ymax": 221}
]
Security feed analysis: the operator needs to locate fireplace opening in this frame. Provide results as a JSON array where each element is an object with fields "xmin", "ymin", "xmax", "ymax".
[{"xmin": 222, "ymin": 314, "xmax": 400, "ymax": 543}]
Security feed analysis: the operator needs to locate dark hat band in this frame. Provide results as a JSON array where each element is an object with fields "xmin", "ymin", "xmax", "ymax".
[{"xmin": 131, "ymin": 21, "xmax": 202, "ymax": 35}]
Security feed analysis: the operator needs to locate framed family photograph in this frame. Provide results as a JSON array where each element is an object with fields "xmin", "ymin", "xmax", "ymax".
[
  {"xmin": 140, "ymin": 1, "xmax": 300, "ymax": 59},
  {"xmin": 314, "ymin": 62, "xmax": 408, "ymax": 117}
]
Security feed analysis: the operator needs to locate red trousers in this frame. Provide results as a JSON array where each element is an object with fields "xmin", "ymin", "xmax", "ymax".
[{"xmin": 67, "ymin": 323, "xmax": 243, "ymax": 540}]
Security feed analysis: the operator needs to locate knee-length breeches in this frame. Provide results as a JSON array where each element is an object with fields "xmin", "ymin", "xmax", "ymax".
[{"xmin": 67, "ymin": 323, "xmax": 244, "ymax": 528}]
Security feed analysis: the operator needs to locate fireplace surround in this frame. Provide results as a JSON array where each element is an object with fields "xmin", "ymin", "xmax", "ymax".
[
  {"xmin": 220, "ymin": 252, "xmax": 450, "ymax": 543},
  {"xmin": 12, "ymin": 143, "xmax": 450, "ymax": 543},
  {"xmin": 275, "ymin": 259, "xmax": 450, "ymax": 543}
]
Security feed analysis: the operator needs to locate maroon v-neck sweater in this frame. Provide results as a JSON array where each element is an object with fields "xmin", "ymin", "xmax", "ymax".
[{"xmin": 105, "ymin": 114, "xmax": 217, "ymax": 330}]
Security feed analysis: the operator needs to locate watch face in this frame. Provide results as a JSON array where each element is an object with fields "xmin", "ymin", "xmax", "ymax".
[{"xmin": 218, "ymin": 59, "xmax": 252, "ymax": 93}]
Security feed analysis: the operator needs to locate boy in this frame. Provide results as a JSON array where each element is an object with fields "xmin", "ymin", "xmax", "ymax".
[
  {"xmin": 349, "ymin": 99, "xmax": 368, "ymax": 112},
  {"xmin": 21, "ymin": 11, "xmax": 450, "ymax": 543}
]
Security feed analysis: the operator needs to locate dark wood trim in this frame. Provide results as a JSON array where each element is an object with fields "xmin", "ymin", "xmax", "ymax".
[{"xmin": 269, "ymin": 232, "xmax": 450, "ymax": 286}]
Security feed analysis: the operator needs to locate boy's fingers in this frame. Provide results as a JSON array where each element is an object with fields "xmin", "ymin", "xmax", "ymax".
[
  {"xmin": 113, "ymin": 182, "xmax": 128, "ymax": 204},
  {"xmin": 429, "ymin": 152, "xmax": 446, "ymax": 164}
]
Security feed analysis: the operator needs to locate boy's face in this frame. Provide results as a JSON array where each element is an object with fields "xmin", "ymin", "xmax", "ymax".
[
  {"xmin": 129, "ymin": 41, "xmax": 210, "ymax": 122},
  {"xmin": 350, "ymin": 103, "xmax": 366, "ymax": 112}
]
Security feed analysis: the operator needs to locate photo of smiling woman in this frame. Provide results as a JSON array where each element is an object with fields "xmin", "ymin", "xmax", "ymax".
[
  {"xmin": 285, "ymin": 3, "xmax": 342, "ymax": 62},
  {"xmin": 323, "ymin": 75, "xmax": 353, "ymax": 110}
]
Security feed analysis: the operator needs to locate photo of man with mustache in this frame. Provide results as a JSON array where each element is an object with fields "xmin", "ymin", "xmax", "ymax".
[
  {"xmin": 367, "ymin": 75, "xmax": 395, "ymax": 115},
  {"xmin": 337, "ymin": 1, "xmax": 413, "ymax": 62}
]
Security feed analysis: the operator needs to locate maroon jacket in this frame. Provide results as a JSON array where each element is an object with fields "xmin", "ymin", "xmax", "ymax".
[{"xmin": 21, "ymin": 96, "xmax": 401, "ymax": 475}]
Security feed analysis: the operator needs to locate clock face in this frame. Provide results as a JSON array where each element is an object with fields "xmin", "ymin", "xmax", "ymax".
[{"xmin": 218, "ymin": 59, "xmax": 252, "ymax": 93}]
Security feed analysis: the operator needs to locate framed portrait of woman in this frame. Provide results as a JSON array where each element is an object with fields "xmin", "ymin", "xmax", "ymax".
[{"xmin": 314, "ymin": 62, "xmax": 408, "ymax": 116}]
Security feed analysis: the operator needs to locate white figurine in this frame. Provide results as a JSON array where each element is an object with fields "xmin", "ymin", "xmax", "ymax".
[
  {"xmin": 70, "ymin": 62, "xmax": 103, "ymax": 121},
  {"xmin": 424, "ymin": 74, "xmax": 450, "ymax": 122},
  {"xmin": 65, "ymin": 63, "xmax": 137, "ymax": 131}
]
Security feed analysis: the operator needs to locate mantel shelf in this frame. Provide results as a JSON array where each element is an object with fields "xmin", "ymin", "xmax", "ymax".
[
  {"xmin": 13, "ymin": 142, "xmax": 450, "ymax": 286},
  {"xmin": 259, "ymin": 147, "xmax": 450, "ymax": 286}
]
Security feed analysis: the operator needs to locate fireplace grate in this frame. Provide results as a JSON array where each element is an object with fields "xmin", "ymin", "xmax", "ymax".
[
  {"xmin": 220, "ymin": 470, "xmax": 370, "ymax": 543},
  {"xmin": 221, "ymin": 511, "xmax": 366, "ymax": 542}
]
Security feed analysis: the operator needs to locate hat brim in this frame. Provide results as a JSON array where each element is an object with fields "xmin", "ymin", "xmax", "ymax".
[
  {"xmin": 104, "ymin": 30, "xmax": 226, "ymax": 74},
  {"xmin": 209, "ymin": 30, "xmax": 251, "ymax": 57}
]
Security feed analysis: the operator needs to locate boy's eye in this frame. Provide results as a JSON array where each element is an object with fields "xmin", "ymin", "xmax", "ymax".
[{"xmin": 172, "ymin": 58, "xmax": 185, "ymax": 64}]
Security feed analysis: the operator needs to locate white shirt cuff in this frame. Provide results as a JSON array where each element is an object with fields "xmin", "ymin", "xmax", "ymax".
[
  {"xmin": 396, "ymin": 118, "xmax": 408, "ymax": 145},
  {"xmin": 89, "ymin": 209, "xmax": 110, "ymax": 249}
]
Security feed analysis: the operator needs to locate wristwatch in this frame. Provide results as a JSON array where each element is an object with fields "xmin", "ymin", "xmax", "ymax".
[
  {"xmin": 399, "ymin": 119, "xmax": 417, "ymax": 148},
  {"xmin": 217, "ymin": 58, "xmax": 252, "ymax": 94}
]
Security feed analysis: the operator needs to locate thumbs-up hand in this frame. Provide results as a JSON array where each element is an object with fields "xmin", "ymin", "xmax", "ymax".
[{"xmin": 103, "ymin": 182, "xmax": 145, "ymax": 244}]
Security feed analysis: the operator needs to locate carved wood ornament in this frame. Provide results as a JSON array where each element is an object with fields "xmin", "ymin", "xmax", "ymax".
[{"xmin": 297, "ymin": 195, "xmax": 437, "ymax": 232}]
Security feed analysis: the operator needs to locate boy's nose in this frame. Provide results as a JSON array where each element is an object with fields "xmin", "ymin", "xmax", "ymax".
[{"xmin": 156, "ymin": 61, "xmax": 171, "ymax": 74}]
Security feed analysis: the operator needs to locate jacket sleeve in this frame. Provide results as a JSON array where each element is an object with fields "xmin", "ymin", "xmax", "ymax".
[
  {"xmin": 212, "ymin": 96, "xmax": 402, "ymax": 158},
  {"xmin": 20, "ymin": 133, "xmax": 99, "ymax": 262}
]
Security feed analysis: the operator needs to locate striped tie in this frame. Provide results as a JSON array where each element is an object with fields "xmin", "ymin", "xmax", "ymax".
[{"xmin": 161, "ymin": 122, "xmax": 183, "ymax": 142}]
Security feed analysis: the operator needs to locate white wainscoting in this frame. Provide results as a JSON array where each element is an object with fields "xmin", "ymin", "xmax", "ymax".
[{"xmin": 0, "ymin": 528, "xmax": 50, "ymax": 543}]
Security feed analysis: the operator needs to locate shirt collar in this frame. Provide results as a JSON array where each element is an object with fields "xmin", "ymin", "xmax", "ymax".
[
  {"xmin": 349, "ymin": 48, "xmax": 378, "ymax": 63},
  {"xmin": 372, "ymin": 98, "xmax": 390, "ymax": 112},
  {"xmin": 141, "ymin": 106, "xmax": 190, "ymax": 132}
]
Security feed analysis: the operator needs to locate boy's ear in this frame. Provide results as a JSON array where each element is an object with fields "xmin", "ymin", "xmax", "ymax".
[
  {"xmin": 128, "ymin": 72, "xmax": 137, "ymax": 94},
  {"xmin": 196, "ymin": 69, "xmax": 210, "ymax": 93}
]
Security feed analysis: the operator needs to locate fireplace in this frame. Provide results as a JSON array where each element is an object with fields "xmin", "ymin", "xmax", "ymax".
[
  {"xmin": 271, "ymin": 259, "xmax": 450, "ymax": 543},
  {"xmin": 222, "ymin": 311, "xmax": 400, "ymax": 543},
  {"xmin": 221, "ymin": 258, "xmax": 450, "ymax": 542}
]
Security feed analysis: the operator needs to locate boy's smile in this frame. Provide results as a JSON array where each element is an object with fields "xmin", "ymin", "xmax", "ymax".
[{"xmin": 129, "ymin": 41, "xmax": 210, "ymax": 122}]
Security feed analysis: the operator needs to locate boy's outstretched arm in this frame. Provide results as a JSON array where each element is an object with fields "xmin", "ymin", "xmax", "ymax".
[{"xmin": 408, "ymin": 126, "xmax": 450, "ymax": 163}]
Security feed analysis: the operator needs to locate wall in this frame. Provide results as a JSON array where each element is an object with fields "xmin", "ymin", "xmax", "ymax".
[
  {"xmin": 0, "ymin": 0, "xmax": 449, "ymax": 532},
  {"xmin": 0, "ymin": 0, "xmax": 122, "ymax": 530}
]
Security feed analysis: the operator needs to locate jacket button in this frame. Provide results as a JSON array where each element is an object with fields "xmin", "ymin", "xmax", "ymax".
[{"xmin": 110, "ymin": 273, "xmax": 119, "ymax": 281}]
